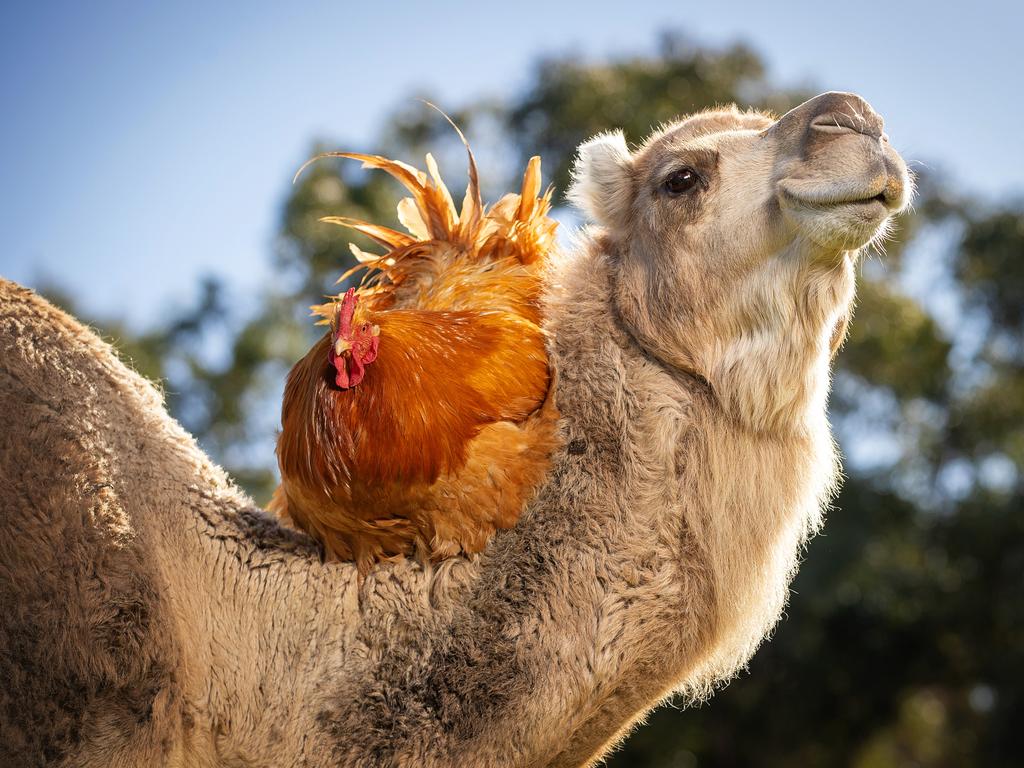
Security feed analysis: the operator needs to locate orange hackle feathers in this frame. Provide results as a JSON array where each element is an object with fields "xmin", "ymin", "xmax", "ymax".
[{"xmin": 271, "ymin": 130, "xmax": 561, "ymax": 572}]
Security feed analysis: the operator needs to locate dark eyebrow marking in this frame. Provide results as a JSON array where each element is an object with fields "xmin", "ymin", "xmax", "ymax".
[{"xmin": 652, "ymin": 148, "xmax": 719, "ymax": 187}]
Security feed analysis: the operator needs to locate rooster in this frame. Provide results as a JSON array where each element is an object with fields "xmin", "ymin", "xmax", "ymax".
[{"xmin": 269, "ymin": 132, "xmax": 561, "ymax": 572}]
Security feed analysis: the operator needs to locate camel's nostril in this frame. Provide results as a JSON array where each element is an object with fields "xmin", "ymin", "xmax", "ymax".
[
  {"xmin": 811, "ymin": 113, "xmax": 861, "ymax": 135},
  {"xmin": 809, "ymin": 106, "xmax": 883, "ymax": 140},
  {"xmin": 771, "ymin": 92, "xmax": 885, "ymax": 145}
]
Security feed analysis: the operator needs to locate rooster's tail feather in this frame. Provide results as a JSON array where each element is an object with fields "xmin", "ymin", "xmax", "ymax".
[{"xmin": 300, "ymin": 124, "xmax": 557, "ymax": 322}]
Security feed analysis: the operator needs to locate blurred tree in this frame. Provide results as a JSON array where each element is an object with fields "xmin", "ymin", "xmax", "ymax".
[{"xmin": 41, "ymin": 31, "xmax": 1023, "ymax": 767}]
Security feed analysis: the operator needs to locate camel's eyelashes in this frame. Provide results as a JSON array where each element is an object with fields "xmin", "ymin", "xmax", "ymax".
[{"xmin": 662, "ymin": 167, "xmax": 704, "ymax": 196}]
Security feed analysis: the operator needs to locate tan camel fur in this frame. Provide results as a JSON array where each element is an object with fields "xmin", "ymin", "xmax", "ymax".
[{"xmin": 0, "ymin": 92, "xmax": 909, "ymax": 767}]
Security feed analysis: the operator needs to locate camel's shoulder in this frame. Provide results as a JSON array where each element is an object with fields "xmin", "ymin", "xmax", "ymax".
[{"xmin": 0, "ymin": 279, "xmax": 188, "ymax": 766}]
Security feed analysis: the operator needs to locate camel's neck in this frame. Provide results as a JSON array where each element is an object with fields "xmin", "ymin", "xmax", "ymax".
[
  {"xmin": 502, "ymin": 245, "xmax": 840, "ymax": 764},
  {"xmin": 608, "ymin": 232, "xmax": 855, "ymax": 436},
  {"xmin": 698, "ymin": 248, "xmax": 855, "ymax": 435}
]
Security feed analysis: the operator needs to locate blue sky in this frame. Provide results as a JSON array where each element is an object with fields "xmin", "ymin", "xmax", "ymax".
[{"xmin": 2, "ymin": 1, "xmax": 1021, "ymax": 328}]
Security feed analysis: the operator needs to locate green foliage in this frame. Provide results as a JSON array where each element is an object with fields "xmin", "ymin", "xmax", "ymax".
[
  {"xmin": 841, "ymin": 278, "xmax": 952, "ymax": 402},
  {"xmin": 957, "ymin": 208, "xmax": 1024, "ymax": 333},
  {"xmin": 45, "ymin": 31, "xmax": 1023, "ymax": 766}
]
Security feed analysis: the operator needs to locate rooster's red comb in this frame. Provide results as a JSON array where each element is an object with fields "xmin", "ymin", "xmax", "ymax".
[{"xmin": 337, "ymin": 288, "xmax": 358, "ymax": 337}]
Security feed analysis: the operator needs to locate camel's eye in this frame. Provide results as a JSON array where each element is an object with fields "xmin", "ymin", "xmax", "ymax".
[{"xmin": 662, "ymin": 167, "xmax": 702, "ymax": 196}]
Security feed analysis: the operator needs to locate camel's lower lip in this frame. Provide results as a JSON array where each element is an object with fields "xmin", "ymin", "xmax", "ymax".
[
  {"xmin": 778, "ymin": 191, "xmax": 893, "ymax": 250},
  {"xmin": 781, "ymin": 192, "xmax": 890, "ymax": 217},
  {"xmin": 834, "ymin": 192, "xmax": 888, "ymax": 207},
  {"xmin": 782, "ymin": 192, "xmax": 888, "ymax": 210}
]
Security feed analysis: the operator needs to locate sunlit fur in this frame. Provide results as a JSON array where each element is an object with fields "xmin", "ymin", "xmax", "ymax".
[
  {"xmin": 562, "ymin": 93, "xmax": 911, "ymax": 723},
  {"xmin": 271, "ymin": 149, "xmax": 561, "ymax": 571},
  {"xmin": 0, "ymin": 93, "xmax": 912, "ymax": 767}
]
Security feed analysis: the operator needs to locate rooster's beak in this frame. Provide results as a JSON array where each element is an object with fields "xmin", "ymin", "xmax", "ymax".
[{"xmin": 334, "ymin": 337, "xmax": 352, "ymax": 357}]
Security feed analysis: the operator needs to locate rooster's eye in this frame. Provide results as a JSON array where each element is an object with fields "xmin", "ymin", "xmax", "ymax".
[
  {"xmin": 361, "ymin": 324, "xmax": 368, "ymax": 332},
  {"xmin": 662, "ymin": 167, "xmax": 702, "ymax": 196}
]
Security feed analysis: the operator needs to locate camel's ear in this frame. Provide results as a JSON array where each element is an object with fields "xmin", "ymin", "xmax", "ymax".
[{"xmin": 568, "ymin": 130, "xmax": 633, "ymax": 227}]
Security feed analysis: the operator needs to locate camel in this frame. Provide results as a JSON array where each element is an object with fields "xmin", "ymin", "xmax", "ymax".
[{"xmin": 0, "ymin": 92, "xmax": 910, "ymax": 767}]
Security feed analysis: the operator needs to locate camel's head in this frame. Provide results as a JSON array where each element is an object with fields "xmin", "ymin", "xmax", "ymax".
[{"xmin": 570, "ymin": 92, "xmax": 912, "ymax": 432}]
